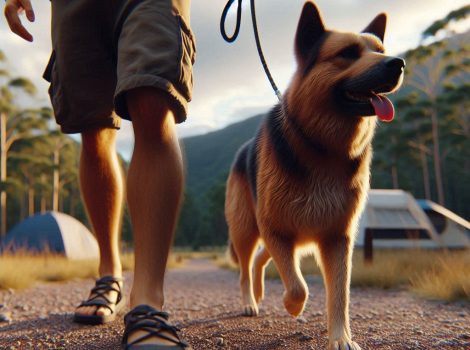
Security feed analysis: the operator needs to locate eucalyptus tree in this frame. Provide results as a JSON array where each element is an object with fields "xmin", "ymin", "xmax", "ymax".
[
  {"xmin": 0, "ymin": 50, "xmax": 50, "ymax": 235},
  {"xmin": 402, "ymin": 6, "xmax": 469, "ymax": 205}
]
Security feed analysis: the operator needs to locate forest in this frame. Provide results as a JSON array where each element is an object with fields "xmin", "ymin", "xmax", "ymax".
[{"xmin": 0, "ymin": 7, "xmax": 468, "ymax": 249}]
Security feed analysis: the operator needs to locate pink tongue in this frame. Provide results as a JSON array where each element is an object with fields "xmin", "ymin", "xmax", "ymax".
[{"xmin": 370, "ymin": 94, "xmax": 394, "ymax": 122}]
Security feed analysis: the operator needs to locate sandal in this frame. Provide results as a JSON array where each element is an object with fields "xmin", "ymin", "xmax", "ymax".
[
  {"xmin": 122, "ymin": 305, "xmax": 191, "ymax": 350},
  {"xmin": 73, "ymin": 275, "xmax": 125, "ymax": 325}
]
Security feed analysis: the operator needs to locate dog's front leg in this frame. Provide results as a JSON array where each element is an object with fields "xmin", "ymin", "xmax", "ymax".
[
  {"xmin": 318, "ymin": 234, "xmax": 361, "ymax": 350},
  {"xmin": 263, "ymin": 233, "xmax": 308, "ymax": 317}
]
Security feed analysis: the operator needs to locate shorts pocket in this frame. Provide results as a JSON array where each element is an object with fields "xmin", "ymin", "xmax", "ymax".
[
  {"xmin": 42, "ymin": 51, "xmax": 64, "ymax": 122},
  {"xmin": 177, "ymin": 14, "xmax": 196, "ymax": 101}
]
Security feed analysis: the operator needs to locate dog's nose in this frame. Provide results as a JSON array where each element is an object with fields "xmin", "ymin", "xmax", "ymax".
[{"xmin": 384, "ymin": 57, "xmax": 406, "ymax": 70}]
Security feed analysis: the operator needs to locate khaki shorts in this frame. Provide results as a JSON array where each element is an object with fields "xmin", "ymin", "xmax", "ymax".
[{"xmin": 43, "ymin": 0, "xmax": 195, "ymax": 134}]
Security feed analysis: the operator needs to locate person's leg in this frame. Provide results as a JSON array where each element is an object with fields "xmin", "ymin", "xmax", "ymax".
[
  {"xmin": 126, "ymin": 87, "xmax": 184, "ymax": 345},
  {"xmin": 75, "ymin": 127, "xmax": 124, "ymax": 317}
]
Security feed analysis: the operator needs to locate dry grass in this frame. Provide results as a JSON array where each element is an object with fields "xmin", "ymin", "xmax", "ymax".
[
  {"xmin": 410, "ymin": 253, "xmax": 470, "ymax": 301},
  {"xmin": 0, "ymin": 250, "xmax": 184, "ymax": 291},
  {"xmin": 218, "ymin": 248, "xmax": 470, "ymax": 302},
  {"xmin": 0, "ymin": 251, "xmax": 99, "ymax": 290}
]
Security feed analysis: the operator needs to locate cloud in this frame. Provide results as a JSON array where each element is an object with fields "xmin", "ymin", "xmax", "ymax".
[{"xmin": 1, "ymin": 0, "xmax": 468, "ymax": 161}]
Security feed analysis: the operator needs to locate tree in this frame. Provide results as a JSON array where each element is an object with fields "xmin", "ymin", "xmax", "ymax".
[
  {"xmin": 0, "ymin": 50, "xmax": 50, "ymax": 235},
  {"xmin": 402, "ymin": 10, "xmax": 469, "ymax": 205}
]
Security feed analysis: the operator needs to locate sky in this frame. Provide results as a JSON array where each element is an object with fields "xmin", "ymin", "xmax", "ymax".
[{"xmin": 0, "ymin": 0, "xmax": 469, "ymax": 160}]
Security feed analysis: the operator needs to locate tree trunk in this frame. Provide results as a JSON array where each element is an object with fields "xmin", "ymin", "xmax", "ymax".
[
  {"xmin": 28, "ymin": 186, "xmax": 35, "ymax": 216},
  {"xmin": 41, "ymin": 196, "xmax": 47, "ymax": 213},
  {"xmin": 420, "ymin": 149, "xmax": 431, "ymax": 199},
  {"xmin": 52, "ymin": 148, "xmax": 59, "ymax": 212},
  {"xmin": 0, "ymin": 112, "xmax": 7, "ymax": 236},
  {"xmin": 70, "ymin": 191, "xmax": 76, "ymax": 217},
  {"xmin": 430, "ymin": 109, "xmax": 445, "ymax": 205},
  {"xmin": 391, "ymin": 165, "xmax": 399, "ymax": 189}
]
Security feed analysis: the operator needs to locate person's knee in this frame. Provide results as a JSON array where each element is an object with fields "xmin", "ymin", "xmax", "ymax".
[
  {"xmin": 126, "ymin": 87, "xmax": 177, "ymax": 144},
  {"xmin": 81, "ymin": 127, "xmax": 117, "ymax": 157}
]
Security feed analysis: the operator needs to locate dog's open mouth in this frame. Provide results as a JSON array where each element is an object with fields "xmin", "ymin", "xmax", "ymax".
[{"xmin": 343, "ymin": 89, "xmax": 395, "ymax": 122}]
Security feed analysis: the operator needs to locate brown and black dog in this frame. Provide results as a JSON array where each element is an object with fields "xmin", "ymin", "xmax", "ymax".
[{"xmin": 225, "ymin": 2, "xmax": 404, "ymax": 349}]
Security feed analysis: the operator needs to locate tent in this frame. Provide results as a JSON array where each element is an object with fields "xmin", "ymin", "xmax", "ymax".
[
  {"xmin": 1, "ymin": 211, "xmax": 99, "ymax": 260},
  {"xmin": 417, "ymin": 199, "xmax": 470, "ymax": 248},
  {"xmin": 356, "ymin": 190, "xmax": 470, "ymax": 249}
]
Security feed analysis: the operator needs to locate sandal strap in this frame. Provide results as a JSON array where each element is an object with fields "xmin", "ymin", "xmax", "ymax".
[
  {"xmin": 78, "ymin": 275, "xmax": 123, "ymax": 315},
  {"xmin": 78, "ymin": 298, "xmax": 115, "ymax": 313},
  {"xmin": 123, "ymin": 305, "xmax": 189, "ymax": 349}
]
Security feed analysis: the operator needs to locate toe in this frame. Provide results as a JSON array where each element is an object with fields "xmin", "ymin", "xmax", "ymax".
[
  {"xmin": 75, "ymin": 305, "xmax": 90, "ymax": 316},
  {"xmin": 243, "ymin": 305, "xmax": 259, "ymax": 317},
  {"xmin": 95, "ymin": 306, "xmax": 111, "ymax": 317}
]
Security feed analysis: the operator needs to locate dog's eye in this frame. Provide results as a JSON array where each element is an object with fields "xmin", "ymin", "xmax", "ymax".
[{"xmin": 338, "ymin": 45, "xmax": 361, "ymax": 60}]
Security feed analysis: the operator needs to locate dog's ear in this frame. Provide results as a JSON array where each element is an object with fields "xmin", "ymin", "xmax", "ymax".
[
  {"xmin": 362, "ymin": 13, "xmax": 387, "ymax": 43},
  {"xmin": 295, "ymin": 1, "xmax": 326, "ymax": 62}
]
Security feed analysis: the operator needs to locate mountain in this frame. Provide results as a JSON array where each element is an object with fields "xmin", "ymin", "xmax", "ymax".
[{"xmin": 181, "ymin": 114, "xmax": 264, "ymax": 196}]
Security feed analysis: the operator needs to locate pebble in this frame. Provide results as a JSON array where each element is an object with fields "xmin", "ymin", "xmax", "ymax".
[
  {"xmin": 434, "ymin": 339, "xmax": 460, "ymax": 346},
  {"xmin": 296, "ymin": 316, "xmax": 307, "ymax": 324},
  {"xmin": 0, "ymin": 312, "xmax": 12, "ymax": 323},
  {"xmin": 215, "ymin": 337, "xmax": 224, "ymax": 346}
]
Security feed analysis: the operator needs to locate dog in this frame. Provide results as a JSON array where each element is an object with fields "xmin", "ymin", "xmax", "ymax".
[{"xmin": 224, "ymin": 2, "xmax": 404, "ymax": 349}]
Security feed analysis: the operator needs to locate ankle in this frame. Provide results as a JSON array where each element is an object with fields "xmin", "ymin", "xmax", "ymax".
[
  {"xmin": 130, "ymin": 292, "xmax": 164, "ymax": 311},
  {"xmin": 99, "ymin": 261, "xmax": 122, "ymax": 278}
]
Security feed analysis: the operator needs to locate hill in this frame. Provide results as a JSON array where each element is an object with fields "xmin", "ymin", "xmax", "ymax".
[{"xmin": 182, "ymin": 114, "xmax": 263, "ymax": 196}]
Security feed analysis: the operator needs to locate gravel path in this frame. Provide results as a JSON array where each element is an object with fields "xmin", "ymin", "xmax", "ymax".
[{"xmin": 1, "ymin": 259, "xmax": 469, "ymax": 349}]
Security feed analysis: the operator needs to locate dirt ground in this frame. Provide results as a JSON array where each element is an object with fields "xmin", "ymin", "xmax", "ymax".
[{"xmin": 0, "ymin": 258, "xmax": 469, "ymax": 349}]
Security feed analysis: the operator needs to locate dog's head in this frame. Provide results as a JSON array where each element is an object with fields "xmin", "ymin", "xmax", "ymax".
[{"xmin": 290, "ymin": 1, "xmax": 405, "ymax": 122}]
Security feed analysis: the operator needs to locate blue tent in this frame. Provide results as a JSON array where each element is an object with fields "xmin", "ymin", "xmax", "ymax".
[{"xmin": 1, "ymin": 211, "xmax": 99, "ymax": 260}]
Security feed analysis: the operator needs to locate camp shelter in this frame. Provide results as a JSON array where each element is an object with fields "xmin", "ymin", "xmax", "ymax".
[
  {"xmin": 1, "ymin": 211, "xmax": 99, "ymax": 260},
  {"xmin": 356, "ymin": 190, "xmax": 470, "ymax": 249},
  {"xmin": 417, "ymin": 199, "xmax": 470, "ymax": 248}
]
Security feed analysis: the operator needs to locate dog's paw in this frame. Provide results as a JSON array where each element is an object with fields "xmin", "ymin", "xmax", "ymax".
[
  {"xmin": 242, "ymin": 304, "xmax": 259, "ymax": 317},
  {"xmin": 283, "ymin": 290, "xmax": 307, "ymax": 317},
  {"xmin": 329, "ymin": 339, "xmax": 361, "ymax": 350}
]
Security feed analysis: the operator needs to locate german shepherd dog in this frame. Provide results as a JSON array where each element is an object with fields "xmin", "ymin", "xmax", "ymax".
[{"xmin": 225, "ymin": 2, "xmax": 404, "ymax": 349}]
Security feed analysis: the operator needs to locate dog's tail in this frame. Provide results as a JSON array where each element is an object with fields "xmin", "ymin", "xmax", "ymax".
[{"xmin": 226, "ymin": 240, "xmax": 239, "ymax": 265}]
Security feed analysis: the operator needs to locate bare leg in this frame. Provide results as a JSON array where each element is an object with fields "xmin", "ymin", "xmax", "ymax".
[
  {"xmin": 253, "ymin": 245, "xmax": 271, "ymax": 304},
  {"xmin": 318, "ymin": 235, "xmax": 360, "ymax": 350},
  {"xmin": 263, "ymin": 235, "xmax": 307, "ymax": 317},
  {"xmin": 75, "ymin": 127, "xmax": 124, "ymax": 318},
  {"xmin": 126, "ymin": 87, "xmax": 184, "ymax": 346}
]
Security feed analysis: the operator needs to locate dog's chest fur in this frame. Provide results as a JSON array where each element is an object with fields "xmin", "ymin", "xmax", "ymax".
[{"xmin": 253, "ymin": 105, "xmax": 375, "ymax": 233}]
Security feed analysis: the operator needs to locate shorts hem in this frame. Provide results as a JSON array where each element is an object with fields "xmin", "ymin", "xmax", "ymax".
[
  {"xmin": 59, "ymin": 116, "xmax": 121, "ymax": 134},
  {"xmin": 114, "ymin": 74, "xmax": 188, "ymax": 124}
]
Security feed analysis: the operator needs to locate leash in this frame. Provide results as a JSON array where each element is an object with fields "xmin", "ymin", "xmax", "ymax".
[{"xmin": 220, "ymin": 0, "xmax": 282, "ymax": 101}]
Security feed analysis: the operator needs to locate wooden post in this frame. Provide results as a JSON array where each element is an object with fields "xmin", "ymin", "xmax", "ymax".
[{"xmin": 364, "ymin": 229, "xmax": 373, "ymax": 263}]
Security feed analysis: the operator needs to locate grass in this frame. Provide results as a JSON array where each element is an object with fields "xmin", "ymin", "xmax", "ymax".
[
  {"xmin": 0, "ymin": 250, "xmax": 184, "ymax": 291},
  {"xmin": 219, "ymin": 248, "xmax": 470, "ymax": 302}
]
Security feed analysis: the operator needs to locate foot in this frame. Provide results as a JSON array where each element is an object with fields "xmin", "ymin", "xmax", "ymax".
[
  {"xmin": 123, "ymin": 305, "xmax": 191, "ymax": 349},
  {"xmin": 243, "ymin": 303, "xmax": 259, "ymax": 317},
  {"xmin": 74, "ymin": 276, "xmax": 124, "ymax": 324},
  {"xmin": 329, "ymin": 338, "xmax": 361, "ymax": 350},
  {"xmin": 283, "ymin": 287, "xmax": 307, "ymax": 317}
]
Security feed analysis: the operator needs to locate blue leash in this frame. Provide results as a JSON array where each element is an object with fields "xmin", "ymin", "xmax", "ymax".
[{"xmin": 220, "ymin": 0, "xmax": 282, "ymax": 101}]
